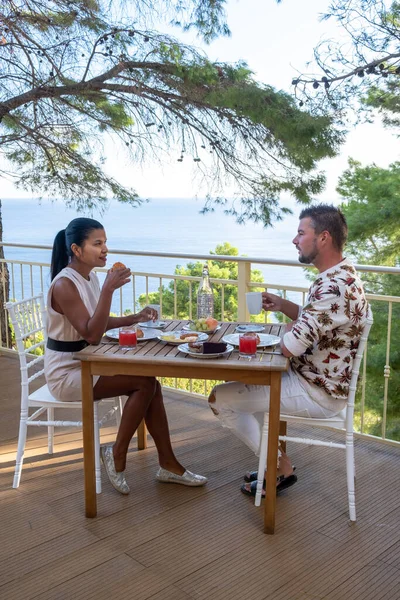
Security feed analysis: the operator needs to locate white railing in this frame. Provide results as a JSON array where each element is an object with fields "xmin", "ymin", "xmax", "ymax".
[{"xmin": 1, "ymin": 242, "xmax": 400, "ymax": 446}]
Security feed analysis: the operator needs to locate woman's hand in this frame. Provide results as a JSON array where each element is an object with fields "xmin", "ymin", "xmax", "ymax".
[
  {"xmin": 262, "ymin": 292, "xmax": 283, "ymax": 313},
  {"xmin": 136, "ymin": 306, "xmax": 158, "ymax": 323},
  {"xmin": 103, "ymin": 267, "xmax": 131, "ymax": 293}
]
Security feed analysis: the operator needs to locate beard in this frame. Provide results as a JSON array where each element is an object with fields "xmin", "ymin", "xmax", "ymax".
[{"xmin": 298, "ymin": 240, "xmax": 318, "ymax": 264}]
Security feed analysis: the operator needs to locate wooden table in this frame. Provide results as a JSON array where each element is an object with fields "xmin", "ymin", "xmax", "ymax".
[{"xmin": 75, "ymin": 321, "xmax": 289, "ymax": 534}]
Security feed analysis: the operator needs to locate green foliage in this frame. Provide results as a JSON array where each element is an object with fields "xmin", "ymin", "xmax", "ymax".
[
  {"xmin": 364, "ymin": 79, "xmax": 400, "ymax": 129},
  {"xmin": 338, "ymin": 159, "xmax": 400, "ymax": 264},
  {"xmin": 338, "ymin": 160, "xmax": 400, "ymax": 440},
  {"xmin": 160, "ymin": 378, "xmax": 220, "ymax": 396},
  {"xmin": 137, "ymin": 242, "xmax": 265, "ymax": 321}
]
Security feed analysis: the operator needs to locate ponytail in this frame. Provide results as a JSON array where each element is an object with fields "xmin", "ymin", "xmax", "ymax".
[
  {"xmin": 51, "ymin": 229, "xmax": 68, "ymax": 280},
  {"xmin": 50, "ymin": 217, "xmax": 104, "ymax": 280}
]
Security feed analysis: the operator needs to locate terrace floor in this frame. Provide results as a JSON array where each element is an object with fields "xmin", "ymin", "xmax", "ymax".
[{"xmin": 1, "ymin": 353, "xmax": 400, "ymax": 600}]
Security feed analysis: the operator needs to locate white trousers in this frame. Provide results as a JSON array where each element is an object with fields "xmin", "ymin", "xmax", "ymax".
[{"xmin": 209, "ymin": 368, "xmax": 339, "ymax": 456}]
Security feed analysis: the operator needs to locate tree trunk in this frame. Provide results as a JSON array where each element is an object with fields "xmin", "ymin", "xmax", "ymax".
[{"xmin": 0, "ymin": 198, "xmax": 12, "ymax": 348}]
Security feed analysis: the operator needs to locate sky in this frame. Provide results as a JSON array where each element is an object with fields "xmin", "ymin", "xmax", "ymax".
[{"xmin": 2, "ymin": 0, "xmax": 399, "ymax": 202}]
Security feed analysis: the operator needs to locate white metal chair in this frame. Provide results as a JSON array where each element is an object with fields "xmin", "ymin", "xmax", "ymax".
[
  {"xmin": 255, "ymin": 309, "xmax": 374, "ymax": 521},
  {"xmin": 6, "ymin": 293, "xmax": 123, "ymax": 493}
]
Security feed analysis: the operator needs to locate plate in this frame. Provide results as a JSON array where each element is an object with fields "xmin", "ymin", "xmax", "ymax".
[
  {"xmin": 139, "ymin": 321, "xmax": 167, "ymax": 329},
  {"xmin": 235, "ymin": 324, "xmax": 265, "ymax": 333},
  {"xmin": 158, "ymin": 331, "xmax": 209, "ymax": 345},
  {"xmin": 105, "ymin": 327, "xmax": 162, "ymax": 342},
  {"xmin": 182, "ymin": 323, "xmax": 222, "ymax": 334},
  {"xmin": 178, "ymin": 342, "xmax": 234, "ymax": 359},
  {"xmin": 222, "ymin": 333, "xmax": 281, "ymax": 348}
]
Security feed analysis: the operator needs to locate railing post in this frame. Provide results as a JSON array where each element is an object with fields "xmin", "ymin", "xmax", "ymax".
[{"xmin": 237, "ymin": 261, "xmax": 251, "ymax": 322}]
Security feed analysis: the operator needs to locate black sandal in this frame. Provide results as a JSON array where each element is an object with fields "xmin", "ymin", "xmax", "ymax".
[
  {"xmin": 243, "ymin": 466, "xmax": 296, "ymax": 483},
  {"xmin": 241, "ymin": 473, "xmax": 298, "ymax": 498}
]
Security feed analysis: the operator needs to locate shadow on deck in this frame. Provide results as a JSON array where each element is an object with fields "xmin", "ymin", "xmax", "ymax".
[{"xmin": 1, "ymin": 353, "xmax": 400, "ymax": 600}]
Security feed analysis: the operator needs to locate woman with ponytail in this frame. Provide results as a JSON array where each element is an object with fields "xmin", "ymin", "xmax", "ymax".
[{"xmin": 45, "ymin": 218, "xmax": 207, "ymax": 494}]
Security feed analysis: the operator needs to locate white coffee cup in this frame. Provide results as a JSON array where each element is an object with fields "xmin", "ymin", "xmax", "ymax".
[{"xmin": 246, "ymin": 292, "xmax": 263, "ymax": 315}]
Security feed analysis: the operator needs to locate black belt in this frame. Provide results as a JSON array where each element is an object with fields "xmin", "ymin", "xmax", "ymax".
[{"xmin": 47, "ymin": 337, "xmax": 89, "ymax": 352}]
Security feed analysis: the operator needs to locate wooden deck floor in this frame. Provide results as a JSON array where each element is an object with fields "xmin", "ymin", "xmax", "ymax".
[{"xmin": 1, "ymin": 353, "xmax": 400, "ymax": 600}]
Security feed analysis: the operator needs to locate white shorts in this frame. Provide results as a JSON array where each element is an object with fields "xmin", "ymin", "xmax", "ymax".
[{"xmin": 211, "ymin": 368, "xmax": 339, "ymax": 455}]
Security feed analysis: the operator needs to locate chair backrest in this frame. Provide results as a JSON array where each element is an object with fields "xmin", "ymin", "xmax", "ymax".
[
  {"xmin": 5, "ymin": 294, "xmax": 47, "ymax": 406},
  {"xmin": 345, "ymin": 306, "xmax": 374, "ymax": 430}
]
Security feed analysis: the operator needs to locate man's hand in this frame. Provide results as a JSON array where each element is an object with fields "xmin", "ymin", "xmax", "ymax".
[
  {"xmin": 262, "ymin": 292, "xmax": 283, "ymax": 313},
  {"xmin": 262, "ymin": 292, "xmax": 301, "ymax": 321}
]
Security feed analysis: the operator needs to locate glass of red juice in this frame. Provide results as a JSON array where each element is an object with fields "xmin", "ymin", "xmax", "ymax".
[
  {"xmin": 239, "ymin": 332, "xmax": 258, "ymax": 358},
  {"xmin": 119, "ymin": 326, "xmax": 137, "ymax": 350}
]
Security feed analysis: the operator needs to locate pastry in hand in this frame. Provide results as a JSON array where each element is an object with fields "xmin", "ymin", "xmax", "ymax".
[{"xmin": 111, "ymin": 261, "xmax": 127, "ymax": 271}]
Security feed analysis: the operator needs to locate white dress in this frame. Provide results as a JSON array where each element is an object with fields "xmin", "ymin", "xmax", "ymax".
[{"xmin": 44, "ymin": 267, "xmax": 101, "ymax": 402}]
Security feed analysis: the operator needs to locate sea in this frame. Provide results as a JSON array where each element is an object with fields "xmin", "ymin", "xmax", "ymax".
[{"xmin": 1, "ymin": 197, "xmax": 311, "ymax": 312}]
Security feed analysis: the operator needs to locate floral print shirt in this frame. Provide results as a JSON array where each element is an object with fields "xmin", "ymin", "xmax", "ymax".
[{"xmin": 283, "ymin": 258, "xmax": 369, "ymax": 410}]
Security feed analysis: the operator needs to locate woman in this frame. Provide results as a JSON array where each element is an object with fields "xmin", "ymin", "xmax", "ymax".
[{"xmin": 45, "ymin": 217, "xmax": 207, "ymax": 494}]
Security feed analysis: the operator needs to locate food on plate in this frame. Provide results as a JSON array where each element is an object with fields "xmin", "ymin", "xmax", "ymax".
[
  {"xmin": 188, "ymin": 341, "xmax": 227, "ymax": 354},
  {"xmin": 136, "ymin": 327, "xmax": 144, "ymax": 339},
  {"xmin": 188, "ymin": 341, "xmax": 203, "ymax": 353},
  {"xmin": 161, "ymin": 334, "xmax": 178, "ymax": 342},
  {"xmin": 189, "ymin": 317, "xmax": 219, "ymax": 332},
  {"xmin": 160, "ymin": 332, "xmax": 199, "ymax": 343},
  {"xmin": 111, "ymin": 261, "xmax": 127, "ymax": 271},
  {"xmin": 203, "ymin": 341, "xmax": 227, "ymax": 354},
  {"xmin": 180, "ymin": 332, "xmax": 199, "ymax": 341}
]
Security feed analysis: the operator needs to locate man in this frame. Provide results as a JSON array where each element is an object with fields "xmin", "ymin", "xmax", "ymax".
[{"xmin": 209, "ymin": 204, "xmax": 369, "ymax": 497}]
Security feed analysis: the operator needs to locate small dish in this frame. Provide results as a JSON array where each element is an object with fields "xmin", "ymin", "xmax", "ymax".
[
  {"xmin": 235, "ymin": 324, "xmax": 265, "ymax": 333},
  {"xmin": 178, "ymin": 342, "xmax": 234, "ymax": 359},
  {"xmin": 158, "ymin": 331, "xmax": 209, "ymax": 345},
  {"xmin": 139, "ymin": 321, "xmax": 167, "ymax": 329}
]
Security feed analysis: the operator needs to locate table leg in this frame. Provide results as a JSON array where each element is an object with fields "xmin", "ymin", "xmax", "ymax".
[
  {"xmin": 264, "ymin": 371, "xmax": 281, "ymax": 534},
  {"xmin": 279, "ymin": 420, "xmax": 287, "ymax": 454},
  {"xmin": 137, "ymin": 419, "xmax": 147, "ymax": 450},
  {"xmin": 81, "ymin": 362, "xmax": 97, "ymax": 518}
]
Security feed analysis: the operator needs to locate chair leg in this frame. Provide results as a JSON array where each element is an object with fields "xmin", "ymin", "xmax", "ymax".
[
  {"xmin": 346, "ymin": 433, "xmax": 356, "ymax": 521},
  {"xmin": 137, "ymin": 419, "xmax": 147, "ymax": 450},
  {"xmin": 13, "ymin": 415, "xmax": 28, "ymax": 488},
  {"xmin": 94, "ymin": 402, "xmax": 102, "ymax": 494},
  {"xmin": 255, "ymin": 413, "xmax": 269, "ymax": 507},
  {"xmin": 47, "ymin": 407, "xmax": 54, "ymax": 454},
  {"xmin": 115, "ymin": 396, "xmax": 124, "ymax": 428}
]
